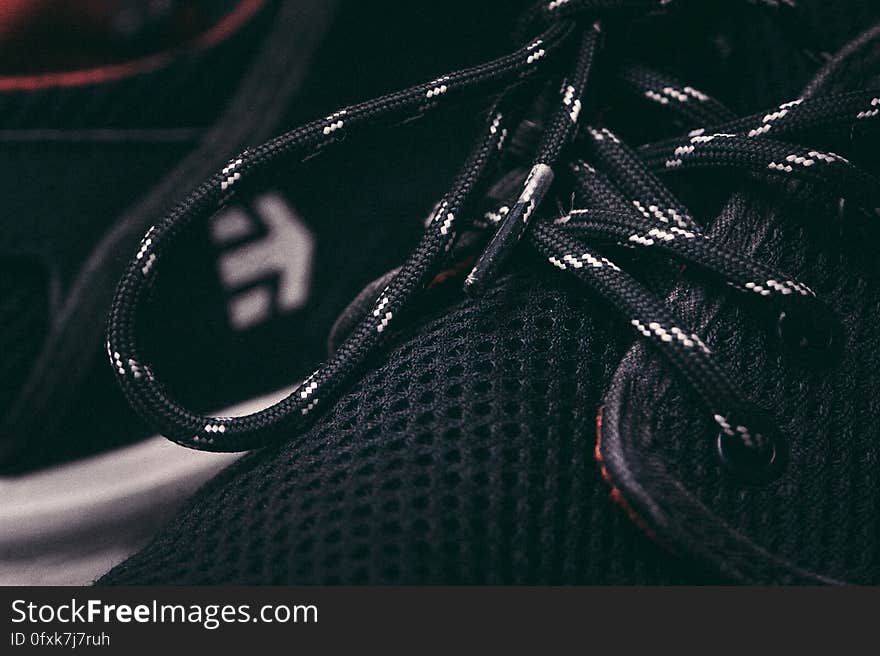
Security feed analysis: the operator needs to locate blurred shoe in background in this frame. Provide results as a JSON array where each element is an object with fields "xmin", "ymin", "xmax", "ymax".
[{"xmin": 0, "ymin": 0, "xmax": 537, "ymax": 584}]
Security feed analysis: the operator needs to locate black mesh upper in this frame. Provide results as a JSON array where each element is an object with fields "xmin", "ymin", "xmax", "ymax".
[{"xmin": 100, "ymin": 271, "xmax": 715, "ymax": 584}]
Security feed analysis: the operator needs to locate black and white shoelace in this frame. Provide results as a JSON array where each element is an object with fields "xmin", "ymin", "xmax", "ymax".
[{"xmin": 107, "ymin": 0, "xmax": 880, "ymax": 472}]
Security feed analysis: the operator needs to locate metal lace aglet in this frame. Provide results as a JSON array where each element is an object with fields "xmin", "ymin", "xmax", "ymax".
[{"xmin": 464, "ymin": 163, "xmax": 554, "ymax": 295}]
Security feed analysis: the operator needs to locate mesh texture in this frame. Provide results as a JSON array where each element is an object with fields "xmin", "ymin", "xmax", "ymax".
[{"xmin": 100, "ymin": 271, "xmax": 713, "ymax": 584}]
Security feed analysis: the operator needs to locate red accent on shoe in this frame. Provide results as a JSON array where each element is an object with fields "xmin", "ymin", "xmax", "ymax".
[{"xmin": 0, "ymin": 0, "xmax": 265, "ymax": 92}]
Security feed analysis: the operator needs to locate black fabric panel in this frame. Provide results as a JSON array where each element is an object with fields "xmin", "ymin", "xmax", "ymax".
[{"xmin": 100, "ymin": 272, "xmax": 712, "ymax": 584}]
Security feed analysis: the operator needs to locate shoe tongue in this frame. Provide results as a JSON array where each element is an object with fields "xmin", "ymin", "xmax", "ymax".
[
  {"xmin": 799, "ymin": 0, "xmax": 880, "ymax": 49},
  {"xmin": 791, "ymin": 0, "xmax": 880, "ymax": 94},
  {"xmin": 651, "ymin": 1, "xmax": 880, "ymax": 112}
]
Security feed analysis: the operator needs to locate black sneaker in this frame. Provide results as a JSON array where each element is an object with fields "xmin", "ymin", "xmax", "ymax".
[{"xmin": 99, "ymin": 0, "xmax": 880, "ymax": 584}]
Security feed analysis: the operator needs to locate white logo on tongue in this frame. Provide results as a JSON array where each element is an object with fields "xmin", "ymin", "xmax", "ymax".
[{"xmin": 211, "ymin": 193, "xmax": 314, "ymax": 330}]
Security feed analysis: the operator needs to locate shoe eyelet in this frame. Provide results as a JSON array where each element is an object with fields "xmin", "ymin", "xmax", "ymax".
[{"xmin": 716, "ymin": 431, "xmax": 787, "ymax": 484}]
